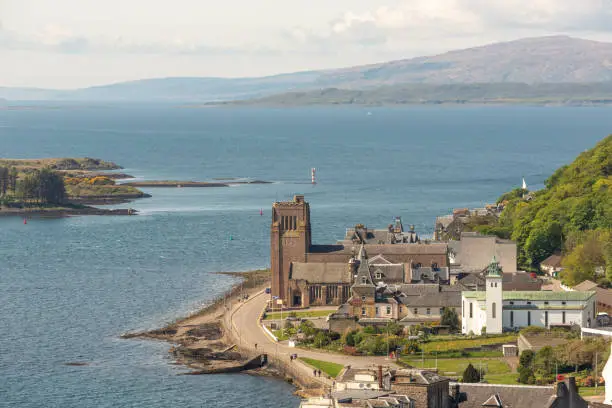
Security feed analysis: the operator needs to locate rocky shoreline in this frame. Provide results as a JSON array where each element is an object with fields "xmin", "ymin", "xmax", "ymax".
[{"xmin": 121, "ymin": 270, "xmax": 272, "ymax": 375}]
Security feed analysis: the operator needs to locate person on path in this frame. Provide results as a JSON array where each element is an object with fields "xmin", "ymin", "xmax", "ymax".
[
  {"xmin": 254, "ymin": 343, "xmax": 257, "ymax": 350},
  {"xmin": 313, "ymin": 369, "xmax": 317, "ymax": 377},
  {"xmin": 317, "ymin": 369, "xmax": 321, "ymax": 377}
]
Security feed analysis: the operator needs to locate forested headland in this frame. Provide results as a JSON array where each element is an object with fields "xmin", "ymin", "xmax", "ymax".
[
  {"xmin": 465, "ymin": 135, "xmax": 611, "ymax": 285},
  {"xmin": 0, "ymin": 157, "xmax": 148, "ymax": 213}
]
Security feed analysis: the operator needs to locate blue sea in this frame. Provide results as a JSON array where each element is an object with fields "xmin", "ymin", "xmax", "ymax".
[{"xmin": 0, "ymin": 105, "xmax": 609, "ymax": 407}]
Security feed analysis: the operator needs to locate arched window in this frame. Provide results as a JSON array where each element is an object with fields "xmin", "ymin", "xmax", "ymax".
[
  {"xmin": 492, "ymin": 302, "xmax": 496, "ymax": 319},
  {"xmin": 469, "ymin": 302, "xmax": 473, "ymax": 318}
]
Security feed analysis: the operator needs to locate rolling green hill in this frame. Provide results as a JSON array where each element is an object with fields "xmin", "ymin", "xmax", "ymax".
[{"xmin": 483, "ymin": 136, "xmax": 611, "ymax": 281}]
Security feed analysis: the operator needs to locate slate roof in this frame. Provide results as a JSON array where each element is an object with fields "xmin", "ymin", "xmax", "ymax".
[
  {"xmin": 541, "ymin": 254, "xmax": 563, "ymax": 268},
  {"xmin": 372, "ymin": 264, "xmax": 405, "ymax": 283},
  {"xmin": 455, "ymin": 383, "xmax": 557, "ymax": 408},
  {"xmin": 574, "ymin": 280, "xmax": 598, "ymax": 291},
  {"xmin": 290, "ymin": 263, "xmax": 351, "ymax": 283},
  {"xmin": 399, "ymin": 291, "xmax": 461, "ymax": 307}
]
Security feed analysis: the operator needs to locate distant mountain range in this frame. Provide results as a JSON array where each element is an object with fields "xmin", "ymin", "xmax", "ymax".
[{"xmin": 2, "ymin": 36, "xmax": 612, "ymax": 104}]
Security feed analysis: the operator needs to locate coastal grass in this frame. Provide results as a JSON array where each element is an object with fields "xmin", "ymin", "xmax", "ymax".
[
  {"xmin": 421, "ymin": 334, "xmax": 518, "ymax": 353},
  {"xmin": 299, "ymin": 358, "xmax": 344, "ymax": 378},
  {"xmin": 264, "ymin": 310, "xmax": 333, "ymax": 320}
]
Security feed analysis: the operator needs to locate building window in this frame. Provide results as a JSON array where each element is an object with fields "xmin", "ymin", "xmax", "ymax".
[
  {"xmin": 544, "ymin": 301, "xmax": 549, "ymax": 305},
  {"xmin": 398, "ymin": 305, "xmax": 402, "ymax": 313},
  {"xmin": 527, "ymin": 311, "xmax": 531, "ymax": 326},
  {"xmin": 361, "ymin": 277, "xmax": 367, "ymax": 284},
  {"xmin": 510, "ymin": 311, "xmax": 514, "ymax": 327},
  {"xmin": 386, "ymin": 306, "xmax": 391, "ymax": 315},
  {"xmin": 413, "ymin": 308, "xmax": 418, "ymax": 315},
  {"xmin": 375, "ymin": 307, "xmax": 379, "ymax": 315},
  {"xmin": 462, "ymin": 301, "xmax": 465, "ymax": 317},
  {"xmin": 469, "ymin": 303, "xmax": 473, "ymax": 318},
  {"xmin": 509, "ymin": 301, "xmax": 514, "ymax": 305},
  {"xmin": 492, "ymin": 302, "xmax": 496, "ymax": 319},
  {"xmin": 414, "ymin": 263, "xmax": 421, "ymax": 269},
  {"xmin": 562, "ymin": 301, "xmax": 566, "ymax": 305},
  {"xmin": 361, "ymin": 296, "xmax": 366, "ymax": 301},
  {"xmin": 527, "ymin": 301, "xmax": 531, "ymax": 305},
  {"xmin": 361, "ymin": 307, "xmax": 366, "ymax": 316},
  {"xmin": 426, "ymin": 308, "xmax": 431, "ymax": 315},
  {"xmin": 495, "ymin": 282, "xmax": 498, "ymax": 288},
  {"xmin": 432, "ymin": 263, "xmax": 438, "ymax": 270},
  {"xmin": 376, "ymin": 272, "xmax": 382, "ymax": 279},
  {"xmin": 440, "ymin": 308, "xmax": 444, "ymax": 315},
  {"xmin": 545, "ymin": 311, "xmax": 549, "ymax": 327},
  {"xmin": 562, "ymin": 311, "xmax": 566, "ymax": 324}
]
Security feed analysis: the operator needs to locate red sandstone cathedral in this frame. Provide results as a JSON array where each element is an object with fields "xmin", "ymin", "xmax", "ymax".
[{"xmin": 270, "ymin": 195, "xmax": 450, "ymax": 308}]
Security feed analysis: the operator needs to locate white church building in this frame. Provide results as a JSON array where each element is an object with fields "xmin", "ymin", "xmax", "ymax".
[{"xmin": 461, "ymin": 258, "xmax": 597, "ymax": 335}]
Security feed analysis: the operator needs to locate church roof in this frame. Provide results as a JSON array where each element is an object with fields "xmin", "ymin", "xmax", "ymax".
[
  {"xmin": 486, "ymin": 257, "xmax": 503, "ymax": 278},
  {"xmin": 463, "ymin": 290, "xmax": 596, "ymax": 302},
  {"xmin": 290, "ymin": 263, "xmax": 351, "ymax": 283}
]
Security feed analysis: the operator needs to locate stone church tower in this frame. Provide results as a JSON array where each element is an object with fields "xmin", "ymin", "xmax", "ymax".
[{"xmin": 270, "ymin": 195, "xmax": 311, "ymax": 303}]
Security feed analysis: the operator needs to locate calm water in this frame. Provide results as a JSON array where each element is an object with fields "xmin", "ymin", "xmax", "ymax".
[{"xmin": 0, "ymin": 105, "xmax": 610, "ymax": 407}]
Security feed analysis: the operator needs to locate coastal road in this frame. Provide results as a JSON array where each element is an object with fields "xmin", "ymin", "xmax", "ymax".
[{"xmin": 228, "ymin": 291, "xmax": 396, "ymax": 369}]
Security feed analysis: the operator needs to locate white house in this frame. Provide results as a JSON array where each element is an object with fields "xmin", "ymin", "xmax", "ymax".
[{"xmin": 462, "ymin": 258, "xmax": 596, "ymax": 335}]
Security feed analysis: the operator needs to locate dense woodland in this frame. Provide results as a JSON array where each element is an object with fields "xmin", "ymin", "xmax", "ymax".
[{"xmin": 467, "ymin": 135, "xmax": 612, "ymax": 285}]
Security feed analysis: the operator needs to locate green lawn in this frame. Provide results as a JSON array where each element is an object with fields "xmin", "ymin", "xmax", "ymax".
[
  {"xmin": 264, "ymin": 310, "xmax": 332, "ymax": 320},
  {"xmin": 421, "ymin": 335, "xmax": 517, "ymax": 353},
  {"xmin": 484, "ymin": 373, "xmax": 519, "ymax": 385},
  {"xmin": 578, "ymin": 387, "xmax": 605, "ymax": 397},
  {"xmin": 272, "ymin": 329, "xmax": 294, "ymax": 341},
  {"xmin": 299, "ymin": 357, "xmax": 344, "ymax": 378},
  {"xmin": 402, "ymin": 357, "xmax": 511, "ymax": 378}
]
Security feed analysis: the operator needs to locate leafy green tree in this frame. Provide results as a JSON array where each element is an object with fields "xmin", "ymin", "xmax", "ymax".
[
  {"xmin": 462, "ymin": 363, "xmax": 481, "ymax": 383},
  {"xmin": 441, "ymin": 307, "xmax": 460, "ymax": 332},
  {"xmin": 519, "ymin": 350, "xmax": 535, "ymax": 370},
  {"xmin": 518, "ymin": 366, "xmax": 536, "ymax": 384}
]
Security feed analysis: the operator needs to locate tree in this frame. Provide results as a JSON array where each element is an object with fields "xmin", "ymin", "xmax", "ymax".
[
  {"xmin": 519, "ymin": 350, "xmax": 535, "ymax": 370},
  {"xmin": 441, "ymin": 307, "xmax": 460, "ymax": 332},
  {"xmin": 16, "ymin": 168, "xmax": 66, "ymax": 205},
  {"xmin": 518, "ymin": 366, "xmax": 536, "ymax": 384},
  {"xmin": 462, "ymin": 363, "xmax": 481, "ymax": 383}
]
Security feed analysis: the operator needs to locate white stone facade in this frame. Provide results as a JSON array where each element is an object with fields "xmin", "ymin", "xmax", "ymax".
[{"xmin": 462, "ymin": 290, "xmax": 596, "ymax": 335}]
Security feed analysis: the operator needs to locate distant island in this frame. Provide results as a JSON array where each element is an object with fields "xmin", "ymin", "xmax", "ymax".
[
  {"xmin": 0, "ymin": 157, "xmax": 148, "ymax": 217},
  {"xmin": 1, "ymin": 36, "xmax": 612, "ymax": 105}
]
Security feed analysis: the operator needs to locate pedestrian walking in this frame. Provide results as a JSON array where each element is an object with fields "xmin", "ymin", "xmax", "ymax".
[
  {"xmin": 317, "ymin": 369, "xmax": 321, "ymax": 377},
  {"xmin": 254, "ymin": 343, "xmax": 257, "ymax": 350},
  {"xmin": 313, "ymin": 369, "xmax": 317, "ymax": 376}
]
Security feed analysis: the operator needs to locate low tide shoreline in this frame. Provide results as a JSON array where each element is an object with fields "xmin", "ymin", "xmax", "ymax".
[{"xmin": 121, "ymin": 270, "xmax": 271, "ymax": 373}]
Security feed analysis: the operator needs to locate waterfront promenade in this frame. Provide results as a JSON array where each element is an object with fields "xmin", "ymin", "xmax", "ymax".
[{"xmin": 224, "ymin": 290, "xmax": 397, "ymax": 387}]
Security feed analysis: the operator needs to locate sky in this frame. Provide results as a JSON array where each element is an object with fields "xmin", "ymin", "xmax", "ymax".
[{"xmin": 1, "ymin": 0, "xmax": 612, "ymax": 89}]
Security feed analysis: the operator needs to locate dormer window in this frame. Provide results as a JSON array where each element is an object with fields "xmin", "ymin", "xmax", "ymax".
[
  {"xmin": 361, "ymin": 277, "xmax": 367, "ymax": 284},
  {"xmin": 376, "ymin": 272, "xmax": 382, "ymax": 279}
]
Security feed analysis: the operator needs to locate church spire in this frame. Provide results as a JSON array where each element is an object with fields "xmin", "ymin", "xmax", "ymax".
[
  {"xmin": 487, "ymin": 256, "xmax": 503, "ymax": 278},
  {"xmin": 353, "ymin": 245, "xmax": 375, "ymax": 287}
]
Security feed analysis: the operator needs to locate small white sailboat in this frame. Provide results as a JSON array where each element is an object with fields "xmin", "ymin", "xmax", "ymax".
[{"xmin": 522, "ymin": 177, "xmax": 528, "ymax": 190}]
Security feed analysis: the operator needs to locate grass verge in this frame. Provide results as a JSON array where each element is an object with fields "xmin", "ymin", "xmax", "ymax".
[{"xmin": 299, "ymin": 358, "xmax": 344, "ymax": 378}]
